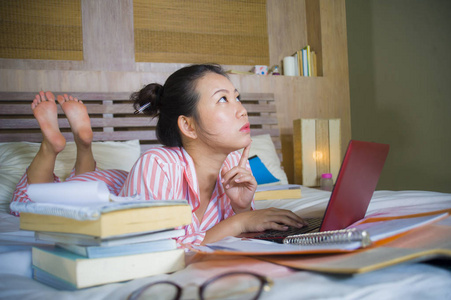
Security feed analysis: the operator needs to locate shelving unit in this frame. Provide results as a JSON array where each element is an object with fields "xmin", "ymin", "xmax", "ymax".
[{"xmin": 232, "ymin": 0, "xmax": 351, "ymax": 182}]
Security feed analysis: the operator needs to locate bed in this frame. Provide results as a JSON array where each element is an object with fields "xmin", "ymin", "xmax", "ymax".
[{"xmin": 1, "ymin": 92, "xmax": 450, "ymax": 299}]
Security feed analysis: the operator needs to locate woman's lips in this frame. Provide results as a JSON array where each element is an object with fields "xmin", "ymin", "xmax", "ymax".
[{"xmin": 240, "ymin": 123, "xmax": 251, "ymax": 132}]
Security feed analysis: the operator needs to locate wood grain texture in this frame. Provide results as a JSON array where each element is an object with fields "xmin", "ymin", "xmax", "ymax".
[
  {"xmin": 82, "ymin": 0, "xmax": 135, "ymax": 71},
  {"xmin": 266, "ymin": 0, "xmax": 308, "ymax": 68},
  {"xmin": 305, "ymin": 0, "xmax": 323, "ymax": 76},
  {"xmin": 0, "ymin": 92, "xmax": 282, "ymax": 159}
]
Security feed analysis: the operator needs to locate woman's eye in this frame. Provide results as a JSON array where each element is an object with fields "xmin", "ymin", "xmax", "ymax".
[
  {"xmin": 218, "ymin": 97, "xmax": 227, "ymax": 103},
  {"xmin": 236, "ymin": 95, "xmax": 241, "ymax": 102}
]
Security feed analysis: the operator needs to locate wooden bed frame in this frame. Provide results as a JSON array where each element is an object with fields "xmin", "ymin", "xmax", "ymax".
[{"xmin": 0, "ymin": 92, "xmax": 282, "ymax": 160}]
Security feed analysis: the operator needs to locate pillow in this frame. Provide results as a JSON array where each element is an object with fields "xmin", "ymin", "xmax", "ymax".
[
  {"xmin": 0, "ymin": 140, "xmax": 141, "ymax": 214},
  {"xmin": 249, "ymin": 155, "xmax": 280, "ymax": 185},
  {"xmin": 248, "ymin": 134, "xmax": 288, "ymax": 186}
]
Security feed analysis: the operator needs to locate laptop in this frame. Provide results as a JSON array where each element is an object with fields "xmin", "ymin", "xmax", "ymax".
[{"xmin": 248, "ymin": 140, "xmax": 390, "ymax": 243}]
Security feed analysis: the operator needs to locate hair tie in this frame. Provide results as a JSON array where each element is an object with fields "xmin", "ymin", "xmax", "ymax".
[{"xmin": 134, "ymin": 102, "xmax": 151, "ymax": 115}]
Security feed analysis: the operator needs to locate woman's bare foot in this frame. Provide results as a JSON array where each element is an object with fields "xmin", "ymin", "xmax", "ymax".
[
  {"xmin": 32, "ymin": 91, "xmax": 66, "ymax": 154},
  {"xmin": 57, "ymin": 94, "xmax": 95, "ymax": 175},
  {"xmin": 27, "ymin": 91, "xmax": 66, "ymax": 184},
  {"xmin": 56, "ymin": 94, "xmax": 93, "ymax": 147}
]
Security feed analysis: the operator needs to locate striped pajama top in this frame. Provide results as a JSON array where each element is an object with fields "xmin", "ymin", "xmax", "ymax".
[
  {"xmin": 11, "ymin": 146, "xmax": 253, "ymax": 246},
  {"xmin": 119, "ymin": 147, "xmax": 253, "ymax": 246}
]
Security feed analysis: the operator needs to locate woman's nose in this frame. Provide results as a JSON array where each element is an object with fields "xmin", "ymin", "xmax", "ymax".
[{"xmin": 236, "ymin": 103, "xmax": 248, "ymax": 118}]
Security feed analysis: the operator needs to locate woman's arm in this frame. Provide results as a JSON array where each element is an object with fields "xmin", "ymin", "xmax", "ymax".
[{"xmin": 201, "ymin": 208, "xmax": 307, "ymax": 245}]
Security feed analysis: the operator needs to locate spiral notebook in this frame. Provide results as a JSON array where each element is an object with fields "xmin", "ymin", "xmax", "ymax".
[
  {"xmin": 283, "ymin": 228, "xmax": 372, "ymax": 248},
  {"xmin": 248, "ymin": 140, "xmax": 390, "ymax": 243}
]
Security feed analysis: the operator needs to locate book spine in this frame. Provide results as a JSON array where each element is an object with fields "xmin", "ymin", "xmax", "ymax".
[
  {"xmin": 32, "ymin": 266, "xmax": 78, "ymax": 291},
  {"xmin": 57, "ymin": 239, "xmax": 177, "ymax": 258},
  {"xmin": 302, "ymin": 49, "xmax": 309, "ymax": 76},
  {"xmin": 306, "ymin": 45, "xmax": 312, "ymax": 76},
  {"xmin": 283, "ymin": 228, "xmax": 371, "ymax": 247},
  {"xmin": 297, "ymin": 50, "xmax": 303, "ymax": 76}
]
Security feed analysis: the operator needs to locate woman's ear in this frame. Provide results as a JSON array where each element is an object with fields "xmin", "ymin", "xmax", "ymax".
[{"xmin": 178, "ymin": 115, "xmax": 197, "ymax": 140}]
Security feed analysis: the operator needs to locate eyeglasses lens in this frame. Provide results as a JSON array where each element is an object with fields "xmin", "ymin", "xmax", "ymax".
[{"xmin": 202, "ymin": 273, "xmax": 263, "ymax": 300}]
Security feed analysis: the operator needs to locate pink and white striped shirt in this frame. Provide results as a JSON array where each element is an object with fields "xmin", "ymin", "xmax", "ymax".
[
  {"xmin": 119, "ymin": 147, "xmax": 253, "ymax": 246},
  {"xmin": 11, "ymin": 147, "xmax": 252, "ymax": 246}
]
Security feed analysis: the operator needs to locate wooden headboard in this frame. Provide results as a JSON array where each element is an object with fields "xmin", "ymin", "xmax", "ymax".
[{"xmin": 0, "ymin": 92, "xmax": 282, "ymax": 160}]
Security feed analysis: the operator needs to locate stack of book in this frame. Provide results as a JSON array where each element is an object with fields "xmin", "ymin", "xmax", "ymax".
[
  {"xmin": 290, "ymin": 45, "xmax": 318, "ymax": 77},
  {"xmin": 254, "ymin": 184, "xmax": 302, "ymax": 201},
  {"xmin": 16, "ymin": 194, "xmax": 192, "ymax": 290}
]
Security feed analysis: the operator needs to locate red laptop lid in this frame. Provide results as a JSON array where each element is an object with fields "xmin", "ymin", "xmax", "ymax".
[{"xmin": 319, "ymin": 140, "xmax": 389, "ymax": 232}]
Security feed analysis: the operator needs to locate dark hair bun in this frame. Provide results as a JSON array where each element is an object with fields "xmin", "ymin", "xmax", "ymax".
[{"xmin": 131, "ymin": 83, "xmax": 163, "ymax": 117}]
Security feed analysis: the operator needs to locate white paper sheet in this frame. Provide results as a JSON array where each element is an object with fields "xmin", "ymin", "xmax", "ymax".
[{"xmin": 27, "ymin": 181, "xmax": 110, "ymax": 204}]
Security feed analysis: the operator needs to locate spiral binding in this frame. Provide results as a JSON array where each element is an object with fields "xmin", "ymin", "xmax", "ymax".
[{"xmin": 283, "ymin": 228, "xmax": 372, "ymax": 248}]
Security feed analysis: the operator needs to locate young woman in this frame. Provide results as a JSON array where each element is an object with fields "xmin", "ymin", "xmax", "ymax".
[{"xmin": 11, "ymin": 64, "xmax": 305, "ymax": 246}]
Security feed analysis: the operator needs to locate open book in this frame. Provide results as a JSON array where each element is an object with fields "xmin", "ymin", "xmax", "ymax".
[{"xmin": 10, "ymin": 181, "xmax": 188, "ymax": 221}]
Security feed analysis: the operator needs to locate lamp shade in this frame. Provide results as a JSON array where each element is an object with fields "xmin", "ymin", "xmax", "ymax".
[{"xmin": 293, "ymin": 119, "xmax": 341, "ymax": 187}]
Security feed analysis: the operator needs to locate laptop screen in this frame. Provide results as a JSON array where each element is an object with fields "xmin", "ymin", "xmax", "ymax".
[{"xmin": 319, "ymin": 140, "xmax": 390, "ymax": 231}]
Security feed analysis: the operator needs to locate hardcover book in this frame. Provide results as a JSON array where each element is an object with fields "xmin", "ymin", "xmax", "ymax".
[
  {"xmin": 32, "ymin": 246, "xmax": 185, "ymax": 289},
  {"xmin": 254, "ymin": 184, "xmax": 302, "ymax": 201},
  {"xmin": 35, "ymin": 228, "xmax": 185, "ymax": 246},
  {"xmin": 56, "ymin": 238, "xmax": 177, "ymax": 258},
  {"xmin": 19, "ymin": 201, "xmax": 192, "ymax": 238}
]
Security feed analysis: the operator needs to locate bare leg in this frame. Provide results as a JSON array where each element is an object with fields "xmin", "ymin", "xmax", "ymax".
[
  {"xmin": 27, "ymin": 91, "xmax": 66, "ymax": 184},
  {"xmin": 56, "ymin": 94, "xmax": 95, "ymax": 175}
]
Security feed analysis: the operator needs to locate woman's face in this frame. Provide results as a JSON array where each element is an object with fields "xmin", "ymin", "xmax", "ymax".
[{"xmin": 194, "ymin": 72, "xmax": 251, "ymax": 152}]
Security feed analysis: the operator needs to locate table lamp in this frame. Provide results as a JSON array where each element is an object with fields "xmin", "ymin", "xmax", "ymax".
[{"xmin": 293, "ymin": 118, "xmax": 341, "ymax": 187}]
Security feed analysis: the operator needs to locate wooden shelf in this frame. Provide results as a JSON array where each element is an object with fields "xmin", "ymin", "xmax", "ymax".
[
  {"xmin": 239, "ymin": 0, "xmax": 350, "ymax": 183},
  {"xmin": 267, "ymin": 0, "xmax": 323, "ymax": 76}
]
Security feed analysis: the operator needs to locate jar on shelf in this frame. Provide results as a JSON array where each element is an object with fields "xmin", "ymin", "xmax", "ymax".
[
  {"xmin": 320, "ymin": 173, "xmax": 333, "ymax": 191},
  {"xmin": 271, "ymin": 65, "xmax": 280, "ymax": 75}
]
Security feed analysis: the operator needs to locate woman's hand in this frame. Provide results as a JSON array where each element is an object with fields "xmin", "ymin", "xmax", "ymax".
[
  {"xmin": 221, "ymin": 144, "xmax": 257, "ymax": 213},
  {"xmin": 201, "ymin": 207, "xmax": 307, "ymax": 245},
  {"xmin": 234, "ymin": 208, "xmax": 307, "ymax": 233}
]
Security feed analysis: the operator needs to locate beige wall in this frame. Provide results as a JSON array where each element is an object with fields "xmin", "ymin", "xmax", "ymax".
[{"xmin": 346, "ymin": 0, "xmax": 451, "ymax": 192}]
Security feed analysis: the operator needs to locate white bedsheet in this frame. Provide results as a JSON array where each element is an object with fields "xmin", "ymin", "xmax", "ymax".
[{"xmin": 1, "ymin": 187, "xmax": 450, "ymax": 300}]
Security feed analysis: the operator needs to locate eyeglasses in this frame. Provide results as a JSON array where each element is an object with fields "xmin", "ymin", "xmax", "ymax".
[{"xmin": 127, "ymin": 271, "xmax": 273, "ymax": 300}]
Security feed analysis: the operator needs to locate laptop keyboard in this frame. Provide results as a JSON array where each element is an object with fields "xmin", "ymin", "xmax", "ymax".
[{"xmin": 252, "ymin": 217, "xmax": 322, "ymax": 243}]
